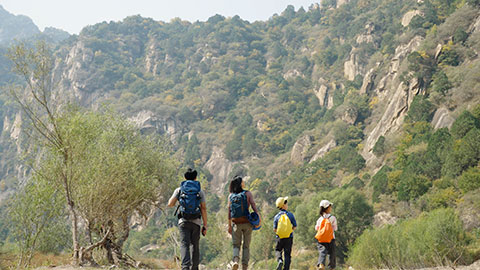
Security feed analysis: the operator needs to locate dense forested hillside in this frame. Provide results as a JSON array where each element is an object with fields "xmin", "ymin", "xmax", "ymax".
[{"xmin": 1, "ymin": 0, "xmax": 480, "ymax": 269}]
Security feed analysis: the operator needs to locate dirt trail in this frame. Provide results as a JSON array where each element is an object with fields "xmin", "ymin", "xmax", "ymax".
[{"xmin": 33, "ymin": 260, "xmax": 480, "ymax": 270}]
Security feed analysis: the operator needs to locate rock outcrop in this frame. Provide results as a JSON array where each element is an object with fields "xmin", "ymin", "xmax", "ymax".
[
  {"xmin": 128, "ymin": 110, "xmax": 179, "ymax": 143},
  {"xmin": 362, "ymin": 36, "xmax": 424, "ymax": 165},
  {"xmin": 204, "ymin": 146, "xmax": 234, "ymax": 194},
  {"xmin": 314, "ymin": 80, "xmax": 340, "ymax": 109},
  {"xmin": 336, "ymin": 0, "xmax": 350, "ymax": 8},
  {"xmin": 402, "ymin": 10, "xmax": 423, "ymax": 27},
  {"xmin": 360, "ymin": 68, "xmax": 376, "ymax": 94},
  {"xmin": 310, "ymin": 139, "xmax": 336, "ymax": 163},
  {"xmin": 54, "ymin": 40, "xmax": 97, "ymax": 105},
  {"xmin": 373, "ymin": 211, "xmax": 398, "ymax": 227},
  {"xmin": 355, "ymin": 23, "xmax": 377, "ymax": 46},
  {"xmin": 291, "ymin": 135, "xmax": 312, "ymax": 165},
  {"xmin": 431, "ymin": 107, "xmax": 455, "ymax": 129},
  {"xmin": 344, "ymin": 49, "xmax": 365, "ymax": 80}
]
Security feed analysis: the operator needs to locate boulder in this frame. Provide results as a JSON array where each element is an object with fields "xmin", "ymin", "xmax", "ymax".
[
  {"xmin": 204, "ymin": 146, "xmax": 234, "ymax": 194},
  {"xmin": 360, "ymin": 68, "xmax": 376, "ymax": 94},
  {"xmin": 314, "ymin": 84, "xmax": 329, "ymax": 107},
  {"xmin": 313, "ymin": 80, "xmax": 339, "ymax": 109},
  {"xmin": 355, "ymin": 23, "xmax": 376, "ymax": 45},
  {"xmin": 434, "ymin": 43, "xmax": 443, "ymax": 60},
  {"xmin": 401, "ymin": 10, "xmax": 423, "ymax": 27},
  {"xmin": 344, "ymin": 52, "xmax": 359, "ymax": 80},
  {"xmin": 283, "ymin": 69, "xmax": 304, "ymax": 80},
  {"xmin": 336, "ymin": 0, "xmax": 350, "ymax": 8},
  {"xmin": 431, "ymin": 107, "xmax": 455, "ymax": 129},
  {"xmin": 373, "ymin": 211, "xmax": 398, "ymax": 227},
  {"xmin": 310, "ymin": 139, "xmax": 336, "ymax": 163},
  {"xmin": 128, "ymin": 110, "xmax": 179, "ymax": 143},
  {"xmin": 291, "ymin": 135, "xmax": 313, "ymax": 165}
]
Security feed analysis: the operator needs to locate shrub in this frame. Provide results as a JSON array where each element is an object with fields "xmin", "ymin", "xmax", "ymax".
[
  {"xmin": 458, "ymin": 166, "xmax": 480, "ymax": 193},
  {"xmin": 371, "ymin": 166, "xmax": 392, "ymax": 202},
  {"xmin": 349, "ymin": 208, "xmax": 468, "ymax": 269},
  {"xmin": 450, "ymin": 110, "xmax": 480, "ymax": 140},
  {"xmin": 406, "ymin": 96, "xmax": 435, "ymax": 123},
  {"xmin": 373, "ymin": 136, "xmax": 386, "ymax": 156}
]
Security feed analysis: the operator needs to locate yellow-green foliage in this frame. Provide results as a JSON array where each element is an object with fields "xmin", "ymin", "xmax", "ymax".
[{"xmin": 348, "ymin": 208, "xmax": 468, "ymax": 269}]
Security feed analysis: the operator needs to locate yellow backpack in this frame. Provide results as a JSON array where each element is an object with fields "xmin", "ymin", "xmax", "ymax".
[{"xmin": 276, "ymin": 213, "xmax": 293, "ymax": 238}]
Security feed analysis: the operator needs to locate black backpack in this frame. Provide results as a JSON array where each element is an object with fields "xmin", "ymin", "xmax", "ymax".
[{"xmin": 177, "ymin": 180, "xmax": 202, "ymax": 220}]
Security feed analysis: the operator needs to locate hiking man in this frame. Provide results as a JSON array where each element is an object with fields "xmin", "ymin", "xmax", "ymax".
[
  {"xmin": 273, "ymin": 196, "xmax": 297, "ymax": 270},
  {"xmin": 167, "ymin": 169, "xmax": 207, "ymax": 270}
]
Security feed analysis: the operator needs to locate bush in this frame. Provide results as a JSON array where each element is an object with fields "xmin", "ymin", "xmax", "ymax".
[
  {"xmin": 450, "ymin": 110, "xmax": 480, "ymax": 140},
  {"xmin": 373, "ymin": 136, "xmax": 386, "ymax": 156},
  {"xmin": 371, "ymin": 166, "xmax": 392, "ymax": 202},
  {"xmin": 458, "ymin": 166, "xmax": 480, "ymax": 193},
  {"xmin": 406, "ymin": 96, "xmax": 435, "ymax": 123},
  {"xmin": 348, "ymin": 208, "xmax": 469, "ymax": 269}
]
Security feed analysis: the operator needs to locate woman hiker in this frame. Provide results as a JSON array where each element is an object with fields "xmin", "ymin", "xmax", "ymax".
[{"xmin": 227, "ymin": 176, "xmax": 261, "ymax": 270}]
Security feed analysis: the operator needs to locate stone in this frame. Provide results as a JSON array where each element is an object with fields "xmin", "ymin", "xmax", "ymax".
[
  {"xmin": 344, "ymin": 52, "xmax": 358, "ymax": 81},
  {"xmin": 283, "ymin": 69, "xmax": 304, "ymax": 80},
  {"xmin": 431, "ymin": 107, "xmax": 455, "ymax": 129},
  {"xmin": 401, "ymin": 10, "xmax": 423, "ymax": 27},
  {"xmin": 336, "ymin": 0, "xmax": 350, "ymax": 8},
  {"xmin": 314, "ymin": 84, "xmax": 329, "ymax": 107},
  {"xmin": 310, "ymin": 139, "xmax": 336, "ymax": 163},
  {"xmin": 342, "ymin": 108, "xmax": 358, "ymax": 125},
  {"xmin": 373, "ymin": 211, "xmax": 397, "ymax": 227},
  {"xmin": 434, "ymin": 44, "xmax": 443, "ymax": 60},
  {"xmin": 204, "ymin": 146, "xmax": 234, "ymax": 195},
  {"xmin": 360, "ymin": 68, "xmax": 376, "ymax": 94},
  {"xmin": 291, "ymin": 135, "xmax": 312, "ymax": 165}
]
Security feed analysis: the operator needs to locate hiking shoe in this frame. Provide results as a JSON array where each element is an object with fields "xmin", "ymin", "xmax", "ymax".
[
  {"xmin": 276, "ymin": 259, "xmax": 283, "ymax": 270},
  {"xmin": 231, "ymin": 261, "xmax": 239, "ymax": 270},
  {"xmin": 317, "ymin": 264, "xmax": 325, "ymax": 270}
]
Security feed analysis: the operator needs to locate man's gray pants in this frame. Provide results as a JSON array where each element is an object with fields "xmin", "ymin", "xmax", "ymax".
[{"xmin": 179, "ymin": 222, "xmax": 200, "ymax": 270}]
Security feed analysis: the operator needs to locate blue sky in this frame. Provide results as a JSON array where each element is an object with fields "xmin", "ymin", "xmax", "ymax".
[{"xmin": 0, "ymin": 0, "xmax": 319, "ymax": 34}]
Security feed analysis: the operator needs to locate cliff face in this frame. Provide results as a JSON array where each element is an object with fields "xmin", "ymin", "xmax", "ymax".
[{"xmin": 1, "ymin": 3, "xmax": 480, "ymax": 201}]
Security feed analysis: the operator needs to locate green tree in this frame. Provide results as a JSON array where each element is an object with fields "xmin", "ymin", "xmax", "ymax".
[
  {"xmin": 8, "ymin": 42, "xmax": 177, "ymax": 266},
  {"xmin": 457, "ymin": 166, "xmax": 480, "ymax": 193},
  {"xmin": 432, "ymin": 70, "xmax": 452, "ymax": 95},
  {"xmin": 371, "ymin": 165, "xmax": 392, "ymax": 202},
  {"xmin": 450, "ymin": 110, "xmax": 479, "ymax": 139},
  {"xmin": 406, "ymin": 96, "xmax": 435, "ymax": 123},
  {"xmin": 8, "ymin": 175, "xmax": 66, "ymax": 267},
  {"xmin": 373, "ymin": 136, "xmax": 386, "ymax": 156}
]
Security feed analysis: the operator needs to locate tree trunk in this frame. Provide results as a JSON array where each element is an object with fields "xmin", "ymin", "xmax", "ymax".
[{"xmin": 68, "ymin": 202, "xmax": 80, "ymax": 265}]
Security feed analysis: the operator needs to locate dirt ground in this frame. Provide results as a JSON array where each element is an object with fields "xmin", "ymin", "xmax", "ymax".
[{"xmin": 32, "ymin": 260, "xmax": 480, "ymax": 270}]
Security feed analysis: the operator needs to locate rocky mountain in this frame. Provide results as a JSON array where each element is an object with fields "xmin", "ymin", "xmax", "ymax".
[
  {"xmin": 0, "ymin": 5, "xmax": 40, "ymax": 44},
  {"xmin": 1, "ymin": 1, "xmax": 480, "ymax": 267},
  {"xmin": 1, "ymin": 1, "xmax": 480, "ymax": 195}
]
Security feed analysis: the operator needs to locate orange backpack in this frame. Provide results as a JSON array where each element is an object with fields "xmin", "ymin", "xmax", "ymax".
[{"xmin": 315, "ymin": 215, "xmax": 334, "ymax": 243}]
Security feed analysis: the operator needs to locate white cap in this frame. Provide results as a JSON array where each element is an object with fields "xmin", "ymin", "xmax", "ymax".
[{"xmin": 319, "ymin": 200, "xmax": 333, "ymax": 208}]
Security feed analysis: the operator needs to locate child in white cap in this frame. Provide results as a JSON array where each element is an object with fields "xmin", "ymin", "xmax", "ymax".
[{"xmin": 314, "ymin": 200, "xmax": 337, "ymax": 270}]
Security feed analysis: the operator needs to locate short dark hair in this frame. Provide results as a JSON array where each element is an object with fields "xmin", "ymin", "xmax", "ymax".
[
  {"xmin": 184, "ymin": 168, "xmax": 197, "ymax": 180},
  {"xmin": 229, "ymin": 176, "xmax": 244, "ymax": 194}
]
